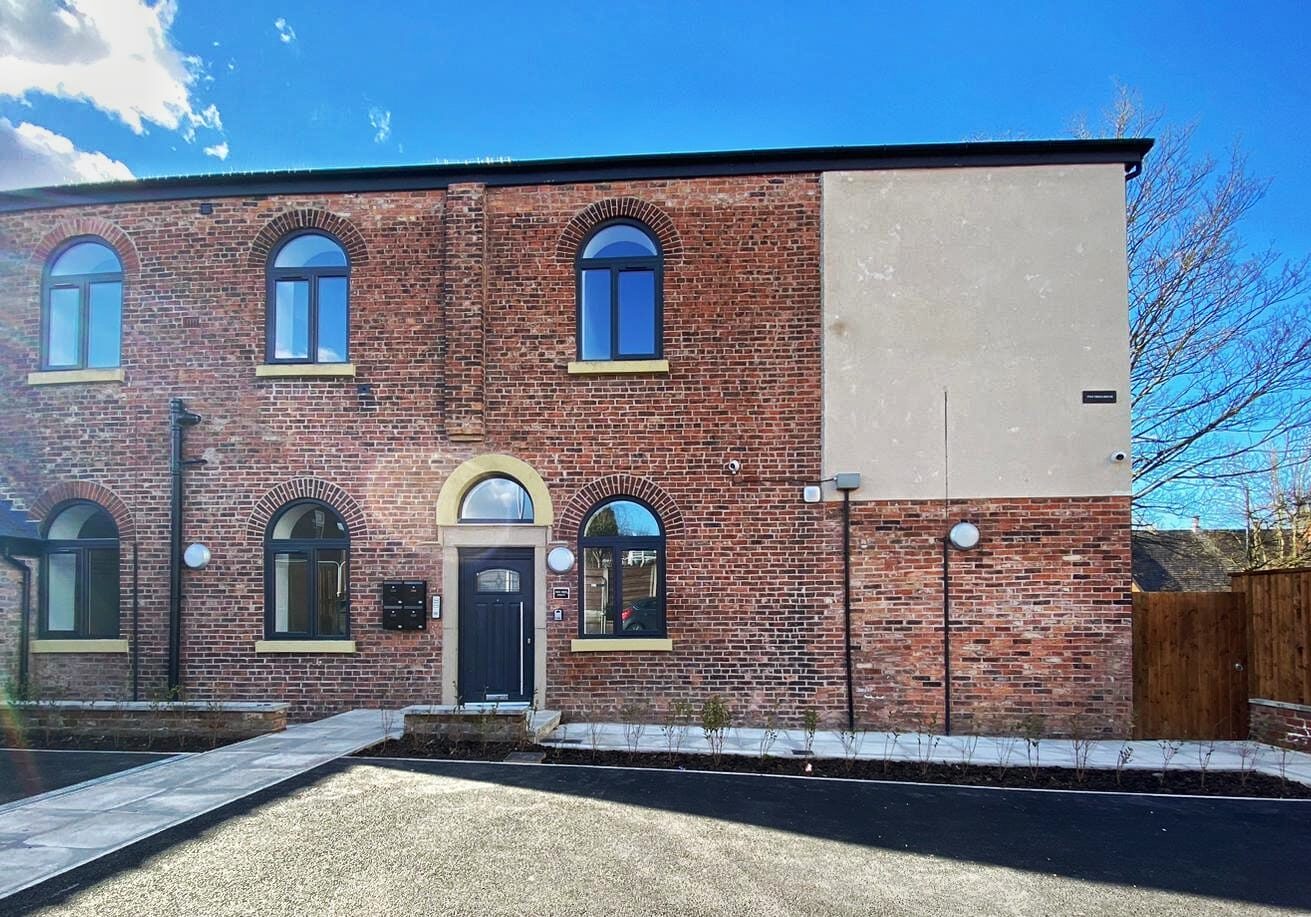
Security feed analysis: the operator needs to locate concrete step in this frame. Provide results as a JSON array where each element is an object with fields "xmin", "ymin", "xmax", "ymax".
[{"xmin": 528, "ymin": 710, "xmax": 562, "ymax": 743}]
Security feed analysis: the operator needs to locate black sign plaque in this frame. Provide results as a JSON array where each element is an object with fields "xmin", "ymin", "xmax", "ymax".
[
  {"xmin": 1082, "ymin": 390, "xmax": 1117, "ymax": 404},
  {"xmin": 552, "ymin": 587, "xmax": 570, "ymax": 599}
]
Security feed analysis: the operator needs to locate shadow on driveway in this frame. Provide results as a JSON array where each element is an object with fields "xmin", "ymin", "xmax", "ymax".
[
  {"xmin": 0, "ymin": 748, "xmax": 177, "ymax": 806},
  {"xmin": 5, "ymin": 756, "xmax": 1309, "ymax": 913}
]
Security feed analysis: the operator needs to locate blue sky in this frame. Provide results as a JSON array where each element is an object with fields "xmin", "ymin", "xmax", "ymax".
[
  {"xmin": 2, "ymin": 1, "xmax": 1306, "ymax": 252},
  {"xmin": 0, "ymin": 1, "xmax": 1306, "ymax": 257}
]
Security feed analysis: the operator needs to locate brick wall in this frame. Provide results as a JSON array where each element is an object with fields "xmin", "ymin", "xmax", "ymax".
[
  {"xmin": 1250, "ymin": 699, "xmax": 1311, "ymax": 751},
  {"xmin": 0, "ymin": 174, "xmax": 1132, "ymax": 732}
]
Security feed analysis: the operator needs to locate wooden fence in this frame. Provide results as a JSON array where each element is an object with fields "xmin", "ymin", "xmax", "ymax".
[
  {"xmin": 1132, "ymin": 591, "xmax": 1248, "ymax": 739},
  {"xmin": 1232, "ymin": 568, "xmax": 1311, "ymax": 705}
]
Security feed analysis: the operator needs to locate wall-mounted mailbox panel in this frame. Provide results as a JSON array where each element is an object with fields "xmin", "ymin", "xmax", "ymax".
[{"xmin": 382, "ymin": 580, "xmax": 427, "ymax": 631}]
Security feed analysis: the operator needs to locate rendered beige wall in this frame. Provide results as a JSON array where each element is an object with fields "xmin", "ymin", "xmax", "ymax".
[{"xmin": 822, "ymin": 164, "xmax": 1132, "ymax": 500}]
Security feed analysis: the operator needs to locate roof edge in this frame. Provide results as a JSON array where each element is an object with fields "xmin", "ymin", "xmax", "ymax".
[{"xmin": 0, "ymin": 138, "xmax": 1154, "ymax": 214}]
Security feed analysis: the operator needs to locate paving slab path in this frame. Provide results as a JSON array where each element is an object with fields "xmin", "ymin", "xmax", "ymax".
[{"xmin": 0, "ymin": 709, "xmax": 399, "ymax": 901}]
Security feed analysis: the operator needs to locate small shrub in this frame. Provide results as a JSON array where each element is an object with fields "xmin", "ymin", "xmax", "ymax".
[
  {"xmin": 956, "ymin": 732, "xmax": 981, "ymax": 768},
  {"xmin": 910, "ymin": 713, "xmax": 942, "ymax": 776},
  {"xmin": 1114, "ymin": 744, "xmax": 1134, "ymax": 786},
  {"xmin": 1016, "ymin": 714, "xmax": 1045, "ymax": 778},
  {"xmin": 1237, "ymin": 741, "xmax": 1260, "ymax": 788},
  {"xmin": 660, "ymin": 699, "xmax": 693, "ymax": 758},
  {"xmin": 1194, "ymin": 738, "xmax": 1216, "ymax": 789},
  {"xmin": 880, "ymin": 724, "xmax": 902, "ymax": 773},
  {"xmin": 584, "ymin": 709, "xmax": 606, "ymax": 759},
  {"xmin": 1156, "ymin": 739, "xmax": 1182, "ymax": 786},
  {"xmin": 836, "ymin": 728, "xmax": 866, "ymax": 771},
  {"xmin": 701, "ymin": 696, "xmax": 732, "ymax": 764},
  {"xmin": 757, "ymin": 711, "xmax": 780, "ymax": 760},
  {"xmin": 619, "ymin": 701, "xmax": 650, "ymax": 753},
  {"xmin": 802, "ymin": 709, "xmax": 819, "ymax": 754},
  {"xmin": 1068, "ymin": 715, "xmax": 1094, "ymax": 784}
]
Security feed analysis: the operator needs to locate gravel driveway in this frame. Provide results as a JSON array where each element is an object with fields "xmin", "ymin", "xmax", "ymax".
[{"xmin": 11, "ymin": 758, "xmax": 1310, "ymax": 916}]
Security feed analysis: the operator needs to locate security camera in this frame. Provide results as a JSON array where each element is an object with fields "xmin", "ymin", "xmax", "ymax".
[
  {"xmin": 1111, "ymin": 451, "xmax": 1128, "ymax": 463},
  {"xmin": 725, "ymin": 459, "xmax": 743, "ymax": 475}
]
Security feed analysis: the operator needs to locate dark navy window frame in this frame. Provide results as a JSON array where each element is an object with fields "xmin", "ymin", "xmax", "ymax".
[
  {"xmin": 39, "ymin": 500, "xmax": 121, "ymax": 639},
  {"xmin": 40, "ymin": 235, "xmax": 124, "ymax": 371},
  {"xmin": 265, "ymin": 230, "xmax": 351, "ymax": 364},
  {"xmin": 575, "ymin": 219, "xmax": 663, "ymax": 362},
  {"xmin": 263, "ymin": 499, "xmax": 351, "ymax": 640},
  {"xmin": 576, "ymin": 496, "xmax": 667, "ymax": 639}
]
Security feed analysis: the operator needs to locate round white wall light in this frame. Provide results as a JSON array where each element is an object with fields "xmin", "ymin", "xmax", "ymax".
[
  {"xmin": 947, "ymin": 521, "xmax": 980, "ymax": 551},
  {"xmin": 546, "ymin": 546, "xmax": 576, "ymax": 574},
  {"xmin": 183, "ymin": 543, "xmax": 212, "ymax": 569}
]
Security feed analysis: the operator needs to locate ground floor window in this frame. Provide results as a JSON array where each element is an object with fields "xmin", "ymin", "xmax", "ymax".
[
  {"xmin": 41, "ymin": 501, "xmax": 120, "ymax": 638},
  {"xmin": 579, "ymin": 498, "xmax": 665, "ymax": 636},
  {"xmin": 265, "ymin": 501, "xmax": 350, "ymax": 639}
]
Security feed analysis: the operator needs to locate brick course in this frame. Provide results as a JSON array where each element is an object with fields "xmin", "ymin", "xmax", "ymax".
[
  {"xmin": 0, "ymin": 172, "xmax": 1132, "ymax": 733},
  {"xmin": 1250, "ymin": 699, "xmax": 1311, "ymax": 751}
]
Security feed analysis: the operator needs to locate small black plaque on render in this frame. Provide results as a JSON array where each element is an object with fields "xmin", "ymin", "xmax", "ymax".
[
  {"xmin": 552, "ymin": 587, "xmax": 570, "ymax": 599},
  {"xmin": 1082, "ymin": 390, "xmax": 1117, "ymax": 404}
]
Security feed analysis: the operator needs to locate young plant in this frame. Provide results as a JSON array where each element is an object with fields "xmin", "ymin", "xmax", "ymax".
[
  {"xmin": 880, "ymin": 724, "xmax": 902, "ymax": 774},
  {"xmin": 1277, "ymin": 747, "xmax": 1291, "ymax": 793},
  {"xmin": 619, "ymin": 701, "xmax": 650, "ymax": 753},
  {"xmin": 1114, "ymin": 744, "xmax": 1134, "ymax": 787},
  {"xmin": 1067, "ymin": 715, "xmax": 1094, "ymax": 785},
  {"xmin": 1194, "ymin": 738, "xmax": 1216, "ymax": 789},
  {"xmin": 992, "ymin": 725, "xmax": 1020, "ymax": 780},
  {"xmin": 584, "ymin": 708, "xmax": 606, "ymax": 760},
  {"xmin": 1156, "ymin": 739, "xmax": 1182, "ymax": 786},
  {"xmin": 957, "ymin": 732, "xmax": 981, "ymax": 769},
  {"xmin": 1237, "ymin": 741, "xmax": 1260, "ymax": 788},
  {"xmin": 701, "ymin": 696, "xmax": 732, "ymax": 764},
  {"xmin": 660, "ymin": 699, "xmax": 692, "ymax": 758},
  {"xmin": 1017, "ymin": 714, "xmax": 1045, "ymax": 778},
  {"xmin": 757, "ymin": 711, "xmax": 780, "ymax": 761},
  {"xmin": 802, "ymin": 709, "xmax": 819, "ymax": 755},
  {"xmin": 910, "ymin": 713, "xmax": 942, "ymax": 776},
  {"xmin": 836, "ymin": 727, "xmax": 866, "ymax": 772}
]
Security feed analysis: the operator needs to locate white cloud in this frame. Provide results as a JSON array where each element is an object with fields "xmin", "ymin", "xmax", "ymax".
[
  {"xmin": 0, "ymin": 0, "xmax": 223, "ymax": 140},
  {"xmin": 0, "ymin": 117, "xmax": 133, "ymax": 189},
  {"xmin": 273, "ymin": 17, "xmax": 296, "ymax": 44},
  {"xmin": 368, "ymin": 107, "xmax": 391, "ymax": 144},
  {"xmin": 203, "ymin": 140, "xmax": 228, "ymax": 160}
]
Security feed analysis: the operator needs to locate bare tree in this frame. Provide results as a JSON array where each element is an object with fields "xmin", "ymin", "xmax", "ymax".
[
  {"xmin": 1231, "ymin": 437, "xmax": 1311, "ymax": 568},
  {"xmin": 1077, "ymin": 88, "xmax": 1311, "ymax": 518}
]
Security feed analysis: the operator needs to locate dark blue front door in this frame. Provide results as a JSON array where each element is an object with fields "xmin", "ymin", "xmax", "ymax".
[{"xmin": 458, "ymin": 549, "xmax": 534, "ymax": 703}]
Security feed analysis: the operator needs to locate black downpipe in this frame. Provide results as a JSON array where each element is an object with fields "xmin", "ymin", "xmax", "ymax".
[
  {"xmin": 842, "ymin": 490, "xmax": 854, "ymax": 732},
  {"xmin": 2, "ymin": 548, "xmax": 32, "ymax": 697},
  {"xmin": 132, "ymin": 540, "xmax": 140, "ymax": 701},
  {"xmin": 942, "ymin": 537, "xmax": 952, "ymax": 736},
  {"xmin": 168, "ymin": 398, "xmax": 202, "ymax": 696}
]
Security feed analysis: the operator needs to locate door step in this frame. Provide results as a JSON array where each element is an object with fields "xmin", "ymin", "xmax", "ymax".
[{"xmin": 399, "ymin": 705, "xmax": 561, "ymax": 745}]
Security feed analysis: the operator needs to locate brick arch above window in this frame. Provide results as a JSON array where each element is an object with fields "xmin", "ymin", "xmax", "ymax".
[
  {"xmin": 248, "ymin": 210, "xmax": 369, "ymax": 268},
  {"xmin": 247, "ymin": 478, "xmax": 369, "ymax": 540},
  {"xmin": 30, "ymin": 219, "xmax": 140, "ymax": 274},
  {"xmin": 555, "ymin": 198, "xmax": 684, "ymax": 263},
  {"xmin": 31, "ymin": 481, "xmax": 136, "ymax": 542},
  {"xmin": 558, "ymin": 474, "xmax": 685, "ymax": 538}
]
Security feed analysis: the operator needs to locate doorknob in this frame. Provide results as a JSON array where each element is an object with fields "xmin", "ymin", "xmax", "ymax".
[{"xmin": 1233, "ymin": 662, "xmax": 1245, "ymax": 671}]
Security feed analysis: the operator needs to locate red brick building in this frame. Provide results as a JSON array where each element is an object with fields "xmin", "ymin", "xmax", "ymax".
[{"xmin": 0, "ymin": 140, "xmax": 1150, "ymax": 733}]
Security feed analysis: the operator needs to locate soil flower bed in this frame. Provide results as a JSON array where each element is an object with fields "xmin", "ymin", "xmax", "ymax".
[{"xmin": 358, "ymin": 736, "xmax": 1311, "ymax": 798}]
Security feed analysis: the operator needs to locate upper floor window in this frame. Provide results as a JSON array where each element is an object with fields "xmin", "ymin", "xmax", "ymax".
[
  {"xmin": 265, "ymin": 500, "xmax": 350, "ymax": 639},
  {"xmin": 42, "ymin": 238, "xmax": 123, "ymax": 370},
  {"xmin": 579, "ymin": 498, "xmax": 665, "ymax": 637},
  {"xmin": 459, "ymin": 476, "xmax": 534, "ymax": 523},
  {"xmin": 42, "ymin": 501, "xmax": 120, "ymax": 638},
  {"xmin": 576, "ymin": 221, "xmax": 662, "ymax": 362},
  {"xmin": 267, "ymin": 232, "xmax": 350, "ymax": 364}
]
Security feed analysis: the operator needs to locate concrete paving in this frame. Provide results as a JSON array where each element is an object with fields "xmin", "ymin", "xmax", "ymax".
[
  {"xmin": 543, "ymin": 721, "xmax": 1311, "ymax": 786},
  {"xmin": 8, "ymin": 758, "xmax": 1309, "ymax": 916},
  {"xmin": 0, "ymin": 750, "xmax": 177, "ymax": 806},
  {"xmin": 0, "ymin": 709, "xmax": 401, "ymax": 901}
]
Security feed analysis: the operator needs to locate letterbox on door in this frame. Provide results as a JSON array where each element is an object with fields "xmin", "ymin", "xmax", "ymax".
[{"xmin": 381, "ymin": 580, "xmax": 427, "ymax": 631}]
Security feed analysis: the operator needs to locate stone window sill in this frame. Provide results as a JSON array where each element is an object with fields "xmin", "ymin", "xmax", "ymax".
[
  {"xmin": 27, "ymin": 368, "xmax": 125, "ymax": 386},
  {"xmin": 570, "ymin": 638, "xmax": 673, "ymax": 653},
  {"xmin": 254, "ymin": 639, "xmax": 357, "ymax": 654},
  {"xmin": 32, "ymin": 638, "xmax": 129, "ymax": 654},
  {"xmin": 255, "ymin": 363, "xmax": 356, "ymax": 378},
  {"xmin": 567, "ymin": 360, "xmax": 669, "ymax": 376}
]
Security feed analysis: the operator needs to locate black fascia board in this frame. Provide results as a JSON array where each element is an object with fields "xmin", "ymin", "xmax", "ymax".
[{"xmin": 0, "ymin": 138, "xmax": 1154, "ymax": 214}]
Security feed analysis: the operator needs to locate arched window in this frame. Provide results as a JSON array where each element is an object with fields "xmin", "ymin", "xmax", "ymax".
[
  {"xmin": 267, "ymin": 232, "xmax": 350, "ymax": 364},
  {"xmin": 42, "ymin": 237, "xmax": 123, "ymax": 370},
  {"xmin": 42, "ymin": 501, "xmax": 120, "ymax": 638},
  {"xmin": 579, "ymin": 498, "xmax": 665, "ymax": 637},
  {"xmin": 576, "ymin": 220, "xmax": 662, "ymax": 362},
  {"xmin": 459, "ymin": 476, "xmax": 534, "ymax": 523},
  {"xmin": 265, "ymin": 501, "xmax": 350, "ymax": 639}
]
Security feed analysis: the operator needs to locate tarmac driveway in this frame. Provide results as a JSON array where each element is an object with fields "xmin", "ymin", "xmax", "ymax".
[
  {"xmin": 8, "ymin": 758, "xmax": 1310, "ymax": 916},
  {"xmin": 0, "ymin": 749, "xmax": 177, "ymax": 806}
]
